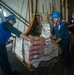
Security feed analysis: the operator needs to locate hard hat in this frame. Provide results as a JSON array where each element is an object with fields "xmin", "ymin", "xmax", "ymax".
[
  {"xmin": 5, "ymin": 15, "xmax": 16, "ymax": 23},
  {"xmin": 72, "ymin": 12, "xmax": 74, "ymax": 16},
  {"xmin": 52, "ymin": 11, "xmax": 61, "ymax": 18}
]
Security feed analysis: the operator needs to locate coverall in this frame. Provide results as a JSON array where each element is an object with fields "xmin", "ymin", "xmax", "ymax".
[
  {"xmin": 0, "ymin": 21, "xmax": 22, "ymax": 75},
  {"xmin": 52, "ymin": 20, "xmax": 70, "ymax": 63}
]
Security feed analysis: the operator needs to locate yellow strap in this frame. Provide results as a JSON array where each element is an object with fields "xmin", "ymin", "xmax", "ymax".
[{"xmin": 24, "ymin": 20, "xmax": 34, "ymax": 35}]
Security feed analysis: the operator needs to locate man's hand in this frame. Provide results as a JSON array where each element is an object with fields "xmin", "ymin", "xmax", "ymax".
[
  {"xmin": 20, "ymin": 34, "xmax": 34, "ymax": 44},
  {"xmin": 55, "ymin": 38, "xmax": 62, "ymax": 44},
  {"xmin": 28, "ymin": 38, "xmax": 34, "ymax": 44},
  {"xmin": 68, "ymin": 24, "xmax": 74, "ymax": 27},
  {"xmin": 52, "ymin": 42, "xmax": 57, "ymax": 48},
  {"xmin": 49, "ymin": 34, "xmax": 53, "ymax": 39}
]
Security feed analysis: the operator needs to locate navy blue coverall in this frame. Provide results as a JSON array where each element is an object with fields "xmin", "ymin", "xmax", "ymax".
[
  {"xmin": 0, "ymin": 21, "xmax": 22, "ymax": 75},
  {"xmin": 52, "ymin": 20, "xmax": 70, "ymax": 63}
]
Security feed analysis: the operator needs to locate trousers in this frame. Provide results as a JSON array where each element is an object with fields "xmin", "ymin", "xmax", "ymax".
[
  {"xmin": 59, "ymin": 37, "xmax": 70, "ymax": 62},
  {"xmin": 0, "ymin": 44, "xmax": 12, "ymax": 75}
]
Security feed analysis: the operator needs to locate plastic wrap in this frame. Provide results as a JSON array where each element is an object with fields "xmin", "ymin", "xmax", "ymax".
[
  {"xmin": 15, "ymin": 36, "xmax": 58, "ymax": 68},
  {"xmin": 40, "ymin": 22, "xmax": 51, "ymax": 38}
]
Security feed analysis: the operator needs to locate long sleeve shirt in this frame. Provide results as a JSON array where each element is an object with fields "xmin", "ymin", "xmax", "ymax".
[
  {"xmin": 2, "ymin": 21, "xmax": 22, "ymax": 37},
  {"xmin": 51, "ymin": 20, "xmax": 70, "ymax": 39}
]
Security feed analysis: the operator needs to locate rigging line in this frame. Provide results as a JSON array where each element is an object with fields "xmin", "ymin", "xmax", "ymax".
[
  {"xmin": 22, "ymin": 1, "xmax": 29, "ymax": 59},
  {"xmin": 17, "ymin": 0, "xmax": 25, "ymax": 29},
  {"xmin": 0, "ymin": 0, "xmax": 29, "ymax": 24},
  {"xmin": 44, "ymin": 0, "xmax": 48, "ymax": 13},
  {"xmin": 36, "ymin": 0, "xmax": 38, "ymax": 13},
  {"xmin": 0, "ymin": 2, "xmax": 29, "ymax": 27},
  {"xmin": 0, "ymin": 6, "xmax": 5, "ymax": 22},
  {"xmin": 24, "ymin": 0, "xmax": 29, "ymax": 32}
]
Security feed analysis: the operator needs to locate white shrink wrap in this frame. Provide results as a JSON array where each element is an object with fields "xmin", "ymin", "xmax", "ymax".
[
  {"xmin": 15, "ymin": 38, "xmax": 23, "ymax": 59},
  {"xmin": 15, "ymin": 36, "xmax": 58, "ymax": 68},
  {"xmin": 40, "ymin": 22, "xmax": 51, "ymax": 39}
]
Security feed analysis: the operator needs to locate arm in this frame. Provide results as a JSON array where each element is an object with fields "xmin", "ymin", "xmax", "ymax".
[
  {"xmin": 20, "ymin": 34, "xmax": 31, "ymax": 41},
  {"xmin": 55, "ymin": 23, "xmax": 68, "ymax": 44},
  {"xmin": 2, "ymin": 22, "xmax": 31, "ymax": 41},
  {"xmin": 55, "ymin": 38, "xmax": 61, "ymax": 44},
  {"xmin": 68, "ymin": 24, "xmax": 74, "ymax": 27}
]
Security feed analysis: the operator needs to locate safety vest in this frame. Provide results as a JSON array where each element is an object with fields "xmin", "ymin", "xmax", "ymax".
[
  {"xmin": 54, "ymin": 20, "xmax": 70, "ymax": 39},
  {"xmin": 0, "ymin": 22, "xmax": 11, "ymax": 44}
]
